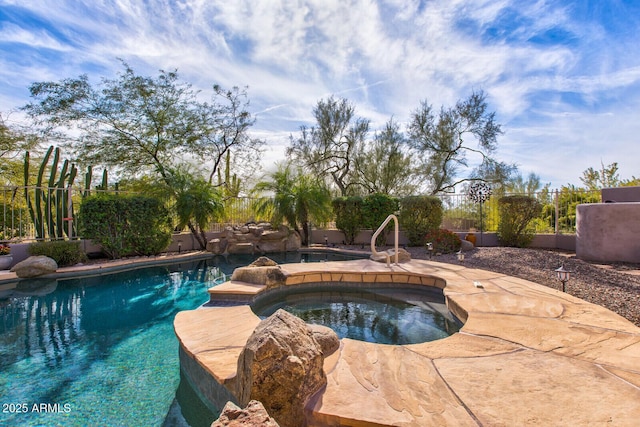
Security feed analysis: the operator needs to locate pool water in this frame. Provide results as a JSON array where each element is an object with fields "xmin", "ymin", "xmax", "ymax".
[
  {"xmin": 0, "ymin": 252, "xmax": 360, "ymax": 427},
  {"xmin": 254, "ymin": 288, "xmax": 461, "ymax": 345}
]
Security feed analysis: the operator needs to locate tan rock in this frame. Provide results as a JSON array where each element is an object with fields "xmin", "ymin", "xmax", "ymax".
[
  {"xmin": 10, "ymin": 255, "xmax": 58, "ymax": 278},
  {"xmin": 207, "ymin": 238, "xmax": 227, "ymax": 255},
  {"xmin": 211, "ymin": 400, "xmax": 279, "ymax": 427},
  {"xmin": 370, "ymin": 247, "xmax": 411, "ymax": 263},
  {"xmin": 227, "ymin": 242, "xmax": 255, "ymax": 254},
  {"xmin": 285, "ymin": 231, "xmax": 301, "ymax": 251},
  {"xmin": 249, "ymin": 256, "xmax": 278, "ymax": 267},
  {"xmin": 235, "ymin": 309, "xmax": 326, "ymax": 427},
  {"xmin": 230, "ymin": 266, "xmax": 287, "ymax": 288},
  {"xmin": 307, "ymin": 323, "xmax": 340, "ymax": 356}
]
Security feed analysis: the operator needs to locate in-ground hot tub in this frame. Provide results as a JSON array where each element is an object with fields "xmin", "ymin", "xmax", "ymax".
[{"xmin": 251, "ymin": 284, "xmax": 461, "ymax": 345}]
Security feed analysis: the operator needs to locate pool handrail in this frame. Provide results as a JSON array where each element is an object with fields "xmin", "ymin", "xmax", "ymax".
[{"xmin": 371, "ymin": 214, "xmax": 399, "ymax": 266}]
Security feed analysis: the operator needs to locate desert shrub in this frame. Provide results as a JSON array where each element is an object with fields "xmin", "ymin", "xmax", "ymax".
[
  {"xmin": 79, "ymin": 194, "xmax": 172, "ymax": 259},
  {"xmin": 332, "ymin": 196, "xmax": 364, "ymax": 244},
  {"xmin": 28, "ymin": 240, "xmax": 87, "ymax": 266},
  {"xmin": 424, "ymin": 229, "xmax": 461, "ymax": 254},
  {"xmin": 497, "ymin": 195, "xmax": 543, "ymax": 247},
  {"xmin": 362, "ymin": 193, "xmax": 399, "ymax": 246},
  {"xmin": 398, "ymin": 196, "xmax": 443, "ymax": 246},
  {"xmin": 124, "ymin": 196, "xmax": 173, "ymax": 256}
]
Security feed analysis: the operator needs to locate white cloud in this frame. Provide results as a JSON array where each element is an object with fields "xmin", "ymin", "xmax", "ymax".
[{"xmin": 1, "ymin": 0, "xmax": 640, "ymax": 189}]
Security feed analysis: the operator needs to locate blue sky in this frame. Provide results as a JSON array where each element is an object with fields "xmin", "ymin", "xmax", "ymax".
[{"xmin": 1, "ymin": 0, "xmax": 640, "ymax": 189}]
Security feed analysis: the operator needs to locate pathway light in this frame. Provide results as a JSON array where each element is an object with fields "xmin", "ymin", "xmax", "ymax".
[
  {"xmin": 457, "ymin": 249, "xmax": 465, "ymax": 263},
  {"xmin": 555, "ymin": 264, "xmax": 571, "ymax": 292},
  {"xmin": 427, "ymin": 242, "xmax": 434, "ymax": 259}
]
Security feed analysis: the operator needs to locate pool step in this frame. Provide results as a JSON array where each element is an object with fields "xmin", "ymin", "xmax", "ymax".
[{"xmin": 207, "ymin": 280, "xmax": 265, "ymax": 305}]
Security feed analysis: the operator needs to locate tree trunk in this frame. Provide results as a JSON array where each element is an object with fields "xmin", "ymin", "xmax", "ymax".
[{"xmin": 187, "ymin": 221, "xmax": 207, "ymax": 250}]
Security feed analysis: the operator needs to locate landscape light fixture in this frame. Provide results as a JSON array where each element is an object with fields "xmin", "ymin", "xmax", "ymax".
[
  {"xmin": 555, "ymin": 264, "xmax": 571, "ymax": 292},
  {"xmin": 457, "ymin": 249, "xmax": 465, "ymax": 263},
  {"xmin": 427, "ymin": 242, "xmax": 434, "ymax": 259},
  {"xmin": 324, "ymin": 235, "xmax": 328, "ymax": 246},
  {"xmin": 178, "ymin": 240, "xmax": 182, "ymax": 254}
]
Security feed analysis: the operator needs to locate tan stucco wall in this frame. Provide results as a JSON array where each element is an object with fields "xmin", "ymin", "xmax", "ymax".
[{"xmin": 576, "ymin": 202, "xmax": 640, "ymax": 263}]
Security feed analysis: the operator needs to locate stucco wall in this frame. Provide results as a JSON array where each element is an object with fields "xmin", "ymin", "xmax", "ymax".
[
  {"xmin": 601, "ymin": 186, "xmax": 640, "ymax": 203},
  {"xmin": 576, "ymin": 202, "xmax": 640, "ymax": 263}
]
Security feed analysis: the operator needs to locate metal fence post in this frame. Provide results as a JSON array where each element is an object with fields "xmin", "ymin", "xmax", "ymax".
[{"xmin": 554, "ymin": 189, "xmax": 559, "ymax": 235}]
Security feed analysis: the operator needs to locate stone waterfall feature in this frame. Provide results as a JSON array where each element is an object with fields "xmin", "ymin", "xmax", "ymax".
[{"xmin": 207, "ymin": 223, "xmax": 301, "ymax": 255}]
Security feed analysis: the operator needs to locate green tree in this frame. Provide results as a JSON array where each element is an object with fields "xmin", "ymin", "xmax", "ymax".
[
  {"xmin": 407, "ymin": 91, "xmax": 515, "ymax": 194},
  {"xmin": 172, "ymin": 171, "xmax": 224, "ymax": 250},
  {"xmin": 362, "ymin": 193, "xmax": 399, "ymax": 246},
  {"xmin": 580, "ymin": 161, "xmax": 621, "ymax": 190},
  {"xmin": 253, "ymin": 165, "xmax": 332, "ymax": 246},
  {"xmin": 23, "ymin": 61, "xmax": 263, "ymax": 185},
  {"xmin": 1, "ymin": 113, "xmax": 39, "ymax": 185},
  {"xmin": 24, "ymin": 61, "xmax": 261, "ymax": 246},
  {"xmin": 504, "ymin": 172, "xmax": 547, "ymax": 195},
  {"xmin": 287, "ymin": 96, "xmax": 369, "ymax": 196},
  {"xmin": 354, "ymin": 118, "xmax": 417, "ymax": 196},
  {"xmin": 398, "ymin": 196, "xmax": 443, "ymax": 246},
  {"xmin": 332, "ymin": 196, "xmax": 364, "ymax": 245}
]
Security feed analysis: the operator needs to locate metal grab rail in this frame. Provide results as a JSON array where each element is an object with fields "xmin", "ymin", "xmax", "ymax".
[{"xmin": 370, "ymin": 214, "xmax": 399, "ymax": 266}]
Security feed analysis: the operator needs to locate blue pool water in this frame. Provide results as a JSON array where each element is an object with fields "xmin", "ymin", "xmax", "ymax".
[
  {"xmin": 253, "ymin": 288, "xmax": 461, "ymax": 345},
  {"xmin": 0, "ymin": 252, "xmax": 357, "ymax": 427}
]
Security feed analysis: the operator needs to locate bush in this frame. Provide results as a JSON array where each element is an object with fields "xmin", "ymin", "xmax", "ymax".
[
  {"xmin": 362, "ymin": 193, "xmax": 399, "ymax": 246},
  {"xmin": 28, "ymin": 240, "xmax": 87, "ymax": 267},
  {"xmin": 497, "ymin": 195, "xmax": 542, "ymax": 247},
  {"xmin": 79, "ymin": 194, "xmax": 172, "ymax": 259},
  {"xmin": 424, "ymin": 229, "xmax": 461, "ymax": 254},
  {"xmin": 123, "ymin": 196, "xmax": 173, "ymax": 256},
  {"xmin": 398, "ymin": 196, "xmax": 443, "ymax": 246},
  {"xmin": 332, "ymin": 196, "xmax": 364, "ymax": 244}
]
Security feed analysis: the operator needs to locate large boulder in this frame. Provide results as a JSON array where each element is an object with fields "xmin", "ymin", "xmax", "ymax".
[
  {"xmin": 211, "ymin": 400, "xmax": 279, "ymax": 427},
  {"xmin": 230, "ymin": 265, "xmax": 287, "ymax": 288},
  {"xmin": 234, "ymin": 309, "xmax": 327, "ymax": 427},
  {"xmin": 206, "ymin": 238, "xmax": 228, "ymax": 255},
  {"xmin": 11, "ymin": 256, "xmax": 58, "ymax": 278}
]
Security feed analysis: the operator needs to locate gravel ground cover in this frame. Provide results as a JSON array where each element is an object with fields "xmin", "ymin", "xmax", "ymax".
[{"xmin": 342, "ymin": 245, "xmax": 640, "ymax": 327}]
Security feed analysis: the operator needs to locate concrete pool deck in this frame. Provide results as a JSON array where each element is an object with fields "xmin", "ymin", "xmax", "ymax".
[{"xmin": 175, "ymin": 258, "xmax": 640, "ymax": 426}]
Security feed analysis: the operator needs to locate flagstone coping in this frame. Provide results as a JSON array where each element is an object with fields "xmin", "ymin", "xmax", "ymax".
[{"xmin": 177, "ymin": 258, "xmax": 640, "ymax": 426}]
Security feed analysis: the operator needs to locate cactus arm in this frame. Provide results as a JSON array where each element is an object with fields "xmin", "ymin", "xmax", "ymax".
[
  {"xmin": 83, "ymin": 165, "xmax": 93, "ymax": 197},
  {"xmin": 34, "ymin": 146, "xmax": 54, "ymax": 239}
]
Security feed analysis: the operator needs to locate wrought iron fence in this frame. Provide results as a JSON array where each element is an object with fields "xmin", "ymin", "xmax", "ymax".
[
  {"xmin": 1, "ymin": 186, "xmax": 602, "ymax": 243},
  {"xmin": 1, "ymin": 185, "xmax": 140, "ymax": 243},
  {"xmin": 438, "ymin": 189, "xmax": 601, "ymax": 233}
]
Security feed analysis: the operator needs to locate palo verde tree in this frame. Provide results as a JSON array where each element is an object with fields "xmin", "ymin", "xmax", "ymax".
[
  {"xmin": 353, "ymin": 118, "xmax": 417, "ymax": 196},
  {"xmin": 23, "ymin": 61, "xmax": 262, "ymax": 247},
  {"xmin": 23, "ymin": 61, "xmax": 262, "ymax": 184},
  {"xmin": 1, "ymin": 113, "xmax": 39, "ymax": 185},
  {"xmin": 579, "ymin": 161, "xmax": 640, "ymax": 190},
  {"xmin": 287, "ymin": 96, "xmax": 369, "ymax": 196},
  {"xmin": 407, "ymin": 91, "xmax": 515, "ymax": 194},
  {"xmin": 253, "ymin": 164, "xmax": 332, "ymax": 246}
]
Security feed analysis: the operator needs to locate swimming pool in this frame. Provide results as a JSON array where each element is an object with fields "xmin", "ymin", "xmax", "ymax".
[{"xmin": 0, "ymin": 252, "xmax": 362, "ymax": 427}]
